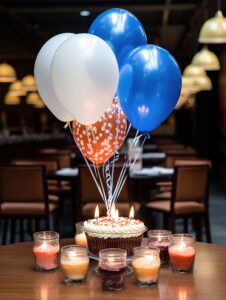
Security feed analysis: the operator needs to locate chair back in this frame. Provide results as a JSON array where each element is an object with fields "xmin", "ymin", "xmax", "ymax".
[
  {"xmin": 39, "ymin": 149, "xmax": 71, "ymax": 169},
  {"xmin": 0, "ymin": 165, "xmax": 47, "ymax": 203},
  {"xmin": 172, "ymin": 161, "xmax": 211, "ymax": 203},
  {"xmin": 79, "ymin": 164, "xmax": 128, "ymax": 204},
  {"xmin": 12, "ymin": 159, "xmax": 59, "ymax": 173}
]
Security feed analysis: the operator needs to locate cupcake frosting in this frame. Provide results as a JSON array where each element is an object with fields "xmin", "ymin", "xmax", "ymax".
[{"xmin": 84, "ymin": 216, "xmax": 146, "ymax": 238}]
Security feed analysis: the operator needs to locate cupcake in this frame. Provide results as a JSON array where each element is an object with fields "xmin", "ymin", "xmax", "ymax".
[{"xmin": 83, "ymin": 216, "xmax": 147, "ymax": 256}]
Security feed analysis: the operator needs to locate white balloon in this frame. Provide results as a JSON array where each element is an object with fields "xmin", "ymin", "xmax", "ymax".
[
  {"xmin": 51, "ymin": 33, "xmax": 119, "ymax": 125},
  {"xmin": 34, "ymin": 33, "xmax": 74, "ymax": 122}
]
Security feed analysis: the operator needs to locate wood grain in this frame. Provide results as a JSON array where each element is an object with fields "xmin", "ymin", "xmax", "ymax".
[{"xmin": 0, "ymin": 239, "xmax": 226, "ymax": 300}]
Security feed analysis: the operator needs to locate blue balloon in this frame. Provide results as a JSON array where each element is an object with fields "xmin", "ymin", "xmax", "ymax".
[
  {"xmin": 117, "ymin": 45, "xmax": 182, "ymax": 132},
  {"xmin": 88, "ymin": 8, "xmax": 147, "ymax": 67}
]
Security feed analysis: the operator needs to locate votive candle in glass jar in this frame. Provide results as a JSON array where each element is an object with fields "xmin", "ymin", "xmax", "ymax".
[
  {"xmin": 33, "ymin": 231, "xmax": 60, "ymax": 271},
  {"xmin": 132, "ymin": 246, "xmax": 160, "ymax": 287},
  {"xmin": 148, "ymin": 230, "xmax": 172, "ymax": 267},
  {"xmin": 75, "ymin": 221, "xmax": 87, "ymax": 247},
  {"xmin": 98, "ymin": 248, "xmax": 127, "ymax": 291},
  {"xmin": 60, "ymin": 245, "xmax": 89, "ymax": 285},
  {"xmin": 169, "ymin": 234, "xmax": 196, "ymax": 274}
]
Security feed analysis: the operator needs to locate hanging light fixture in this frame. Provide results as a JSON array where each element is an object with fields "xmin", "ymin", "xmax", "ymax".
[
  {"xmin": 4, "ymin": 92, "xmax": 21, "ymax": 105},
  {"xmin": 192, "ymin": 47, "xmax": 220, "ymax": 70},
  {"xmin": 22, "ymin": 75, "xmax": 37, "ymax": 92},
  {"xmin": 26, "ymin": 92, "xmax": 41, "ymax": 105},
  {"xmin": 182, "ymin": 77, "xmax": 200, "ymax": 94},
  {"xmin": 199, "ymin": 10, "xmax": 226, "ymax": 44},
  {"xmin": 34, "ymin": 101, "xmax": 45, "ymax": 109},
  {"xmin": 175, "ymin": 93, "xmax": 191, "ymax": 110},
  {"xmin": 0, "ymin": 63, "xmax": 17, "ymax": 83},
  {"xmin": 9, "ymin": 80, "xmax": 27, "ymax": 96},
  {"xmin": 183, "ymin": 65, "xmax": 212, "ymax": 91}
]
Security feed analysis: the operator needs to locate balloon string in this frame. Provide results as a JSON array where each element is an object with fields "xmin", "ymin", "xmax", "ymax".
[
  {"xmin": 64, "ymin": 121, "xmax": 70, "ymax": 129},
  {"xmin": 111, "ymin": 131, "xmax": 147, "ymax": 206},
  {"xmin": 96, "ymin": 166, "xmax": 109, "ymax": 212},
  {"xmin": 109, "ymin": 103, "xmax": 121, "ymax": 212},
  {"xmin": 111, "ymin": 130, "xmax": 140, "ymax": 205},
  {"xmin": 68, "ymin": 122, "xmax": 106, "ymax": 202}
]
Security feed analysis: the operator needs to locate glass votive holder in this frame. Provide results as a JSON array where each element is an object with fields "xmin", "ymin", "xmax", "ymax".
[
  {"xmin": 75, "ymin": 221, "xmax": 87, "ymax": 247},
  {"xmin": 60, "ymin": 245, "xmax": 89, "ymax": 285},
  {"xmin": 98, "ymin": 248, "xmax": 127, "ymax": 291},
  {"xmin": 169, "ymin": 234, "xmax": 196, "ymax": 274},
  {"xmin": 148, "ymin": 230, "xmax": 172, "ymax": 267},
  {"xmin": 132, "ymin": 246, "xmax": 160, "ymax": 287},
  {"xmin": 33, "ymin": 231, "xmax": 60, "ymax": 272}
]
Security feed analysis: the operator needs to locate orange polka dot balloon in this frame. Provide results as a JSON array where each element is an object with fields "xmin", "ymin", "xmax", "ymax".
[{"xmin": 72, "ymin": 99, "xmax": 127, "ymax": 166}]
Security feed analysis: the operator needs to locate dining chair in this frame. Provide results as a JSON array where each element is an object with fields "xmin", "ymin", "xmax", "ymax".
[
  {"xmin": 11, "ymin": 158, "xmax": 71, "ymax": 195},
  {"xmin": 145, "ymin": 160, "xmax": 212, "ymax": 242},
  {"xmin": 79, "ymin": 164, "xmax": 141, "ymax": 219},
  {"xmin": 0, "ymin": 165, "xmax": 58, "ymax": 244}
]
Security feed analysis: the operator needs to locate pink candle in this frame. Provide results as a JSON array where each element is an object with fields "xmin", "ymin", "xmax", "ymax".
[
  {"xmin": 33, "ymin": 231, "xmax": 60, "ymax": 271},
  {"xmin": 33, "ymin": 243, "xmax": 59, "ymax": 271}
]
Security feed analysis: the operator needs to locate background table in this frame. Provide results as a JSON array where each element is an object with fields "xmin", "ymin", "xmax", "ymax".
[{"xmin": 1, "ymin": 239, "xmax": 226, "ymax": 300}]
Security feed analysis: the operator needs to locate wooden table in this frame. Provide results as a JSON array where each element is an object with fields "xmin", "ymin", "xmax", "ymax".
[{"xmin": 1, "ymin": 239, "xmax": 226, "ymax": 300}]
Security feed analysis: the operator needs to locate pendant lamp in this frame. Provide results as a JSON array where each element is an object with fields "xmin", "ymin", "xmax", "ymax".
[
  {"xmin": 0, "ymin": 63, "xmax": 17, "ymax": 83},
  {"xmin": 199, "ymin": 10, "xmax": 226, "ymax": 44},
  {"xmin": 22, "ymin": 75, "xmax": 37, "ymax": 92},
  {"xmin": 4, "ymin": 92, "xmax": 20, "ymax": 105},
  {"xmin": 192, "ymin": 47, "xmax": 220, "ymax": 70},
  {"xmin": 183, "ymin": 65, "xmax": 212, "ymax": 91},
  {"xmin": 9, "ymin": 80, "xmax": 27, "ymax": 96}
]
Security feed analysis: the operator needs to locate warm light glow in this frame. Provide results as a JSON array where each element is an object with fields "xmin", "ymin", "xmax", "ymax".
[
  {"xmin": 0, "ymin": 63, "xmax": 17, "ymax": 83},
  {"xmin": 115, "ymin": 209, "xmax": 119, "ymax": 223},
  {"xmin": 110, "ymin": 204, "xmax": 116, "ymax": 217},
  {"xmin": 22, "ymin": 75, "xmax": 37, "ymax": 91},
  {"xmin": 94, "ymin": 205, "xmax": 99, "ymax": 218},
  {"xmin": 4, "ymin": 92, "xmax": 20, "ymax": 105},
  {"xmin": 26, "ymin": 92, "xmax": 42, "ymax": 105},
  {"xmin": 40, "ymin": 242, "xmax": 48, "ymax": 249},
  {"xmin": 9, "ymin": 80, "xmax": 27, "ymax": 96},
  {"xmin": 129, "ymin": 206, "xmax": 134, "ymax": 219}
]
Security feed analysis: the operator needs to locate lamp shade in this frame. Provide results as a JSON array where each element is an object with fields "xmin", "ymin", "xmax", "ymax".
[
  {"xmin": 199, "ymin": 10, "xmax": 226, "ymax": 44},
  {"xmin": 4, "ymin": 92, "xmax": 20, "ymax": 105},
  {"xmin": 34, "ymin": 101, "xmax": 45, "ymax": 109},
  {"xmin": 182, "ymin": 77, "xmax": 200, "ymax": 93},
  {"xmin": 183, "ymin": 65, "xmax": 206, "ymax": 77},
  {"xmin": 0, "ymin": 63, "xmax": 17, "ymax": 83},
  {"xmin": 26, "ymin": 92, "xmax": 41, "ymax": 105},
  {"xmin": 22, "ymin": 75, "xmax": 37, "ymax": 92},
  {"xmin": 9, "ymin": 80, "xmax": 27, "ymax": 96},
  {"xmin": 193, "ymin": 76, "xmax": 212, "ymax": 91},
  {"xmin": 192, "ymin": 47, "xmax": 220, "ymax": 70},
  {"xmin": 175, "ymin": 93, "xmax": 191, "ymax": 110}
]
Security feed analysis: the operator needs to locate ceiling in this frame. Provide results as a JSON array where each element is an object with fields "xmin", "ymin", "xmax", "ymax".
[{"xmin": 0, "ymin": 0, "xmax": 225, "ymax": 75}]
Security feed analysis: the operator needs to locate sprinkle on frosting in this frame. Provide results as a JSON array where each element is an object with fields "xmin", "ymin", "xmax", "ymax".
[{"xmin": 84, "ymin": 216, "xmax": 146, "ymax": 239}]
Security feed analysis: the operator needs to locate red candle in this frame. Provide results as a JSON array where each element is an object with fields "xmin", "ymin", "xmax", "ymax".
[
  {"xmin": 169, "ymin": 234, "xmax": 196, "ymax": 273},
  {"xmin": 33, "ymin": 242, "xmax": 59, "ymax": 271},
  {"xmin": 169, "ymin": 245, "xmax": 195, "ymax": 270}
]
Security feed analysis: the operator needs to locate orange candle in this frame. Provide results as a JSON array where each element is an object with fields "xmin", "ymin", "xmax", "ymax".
[
  {"xmin": 132, "ymin": 246, "xmax": 160, "ymax": 287},
  {"xmin": 75, "ymin": 232, "xmax": 87, "ymax": 247},
  {"xmin": 60, "ymin": 245, "xmax": 89, "ymax": 284}
]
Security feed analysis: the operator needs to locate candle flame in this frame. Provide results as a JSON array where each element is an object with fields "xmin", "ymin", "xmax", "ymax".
[
  {"xmin": 115, "ymin": 209, "xmax": 119, "ymax": 223},
  {"xmin": 110, "ymin": 204, "xmax": 116, "ymax": 218},
  {"xmin": 94, "ymin": 205, "xmax": 99, "ymax": 218},
  {"xmin": 41, "ymin": 242, "xmax": 48, "ymax": 249},
  {"xmin": 129, "ymin": 206, "xmax": 134, "ymax": 219}
]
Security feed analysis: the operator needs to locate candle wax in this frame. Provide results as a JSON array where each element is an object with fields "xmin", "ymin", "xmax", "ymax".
[
  {"xmin": 148, "ymin": 241, "xmax": 170, "ymax": 266},
  {"xmin": 61, "ymin": 257, "xmax": 89, "ymax": 280},
  {"xmin": 98, "ymin": 263, "xmax": 126, "ymax": 291},
  {"xmin": 132, "ymin": 257, "xmax": 160, "ymax": 282},
  {"xmin": 169, "ymin": 245, "xmax": 195, "ymax": 270},
  {"xmin": 75, "ymin": 232, "xmax": 87, "ymax": 247},
  {"xmin": 33, "ymin": 244, "xmax": 59, "ymax": 270}
]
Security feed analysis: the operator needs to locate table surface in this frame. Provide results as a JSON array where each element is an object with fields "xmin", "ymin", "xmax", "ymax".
[{"xmin": 1, "ymin": 239, "xmax": 226, "ymax": 300}]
